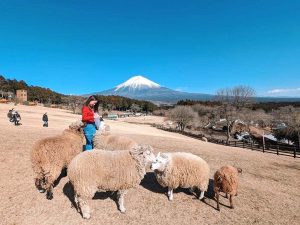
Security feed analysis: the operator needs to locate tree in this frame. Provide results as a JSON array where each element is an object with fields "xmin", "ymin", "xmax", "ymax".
[
  {"xmin": 62, "ymin": 95, "xmax": 84, "ymax": 114},
  {"xmin": 273, "ymin": 106, "xmax": 300, "ymax": 149},
  {"xmin": 216, "ymin": 86, "xmax": 256, "ymax": 142},
  {"xmin": 191, "ymin": 104, "xmax": 218, "ymax": 128},
  {"xmin": 168, "ymin": 106, "xmax": 198, "ymax": 131},
  {"xmin": 130, "ymin": 103, "xmax": 141, "ymax": 113}
]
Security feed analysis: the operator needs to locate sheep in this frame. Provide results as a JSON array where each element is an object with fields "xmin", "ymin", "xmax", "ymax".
[
  {"xmin": 30, "ymin": 120, "xmax": 85, "ymax": 200},
  {"xmin": 93, "ymin": 127, "xmax": 138, "ymax": 150},
  {"xmin": 67, "ymin": 145, "xmax": 155, "ymax": 219},
  {"xmin": 201, "ymin": 137, "xmax": 208, "ymax": 142},
  {"xmin": 213, "ymin": 165, "xmax": 242, "ymax": 211},
  {"xmin": 150, "ymin": 152, "xmax": 210, "ymax": 201}
]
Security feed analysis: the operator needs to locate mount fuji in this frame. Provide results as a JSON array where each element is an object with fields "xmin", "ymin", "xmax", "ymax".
[{"xmin": 90, "ymin": 75, "xmax": 213, "ymax": 104}]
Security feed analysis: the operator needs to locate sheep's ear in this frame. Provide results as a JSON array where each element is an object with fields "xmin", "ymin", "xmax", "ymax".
[{"xmin": 157, "ymin": 152, "xmax": 161, "ymax": 158}]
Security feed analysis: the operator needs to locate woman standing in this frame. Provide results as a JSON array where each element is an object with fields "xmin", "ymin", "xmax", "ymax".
[{"xmin": 82, "ymin": 95, "xmax": 98, "ymax": 150}]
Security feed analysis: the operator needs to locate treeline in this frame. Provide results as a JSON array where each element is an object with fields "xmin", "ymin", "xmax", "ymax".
[
  {"xmin": 96, "ymin": 95, "xmax": 157, "ymax": 112},
  {"xmin": 177, "ymin": 99, "xmax": 300, "ymax": 112},
  {"xmin": 177, "ymin": 99, "xmax": 221, "ymax": 107},
  {"xmin": 0, "ymin": 75, "xmax": 157, "ymax": 112},
  {"xmin": 0, "ymin": 75, "xmax": 64, "ymax": 104}
]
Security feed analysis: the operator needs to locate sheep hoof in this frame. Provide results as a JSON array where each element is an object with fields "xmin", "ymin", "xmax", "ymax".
[
  {"xmin": 168, "ymin": 197, "xmax": 173, "ymax": 201},
  {"xmin": 82, "ymin": 213, "xmax": 91, "ymax": 219},
  {"xmin": 119, "ymin": 207, "xmax": 126, "ymax": 213},
  {"xmin": 217, "ymin": 208, "xmax": 220, "ymax": 211},
  {"xmin": 46, "ymin": 192, "xmax": 53, "ymax": 200},
  {"xmin": 38, "ymin": 189, "xmax": 46, "ymax": 193}
]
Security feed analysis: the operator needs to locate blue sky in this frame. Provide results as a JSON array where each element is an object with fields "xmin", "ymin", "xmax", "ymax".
[{"xmin": 0, "ymin": 0, "xmax": 299, "ymax": 97}]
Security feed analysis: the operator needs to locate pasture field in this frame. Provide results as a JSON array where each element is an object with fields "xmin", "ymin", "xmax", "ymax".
[{"xmin": 0, "ymin": 103, "xmax": 299, "ymax": 225}]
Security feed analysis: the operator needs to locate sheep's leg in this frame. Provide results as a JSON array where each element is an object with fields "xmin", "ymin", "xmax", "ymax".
[
  {"xmin": 225, "ymin": 193, "xmax": 228, "ymax": 198},
  {"xmin": 188, "ymin": 187, "xmax": 195, "ymax": 195},
  {"xmin": 77, "ymin": 196, "xmax": 91, "ymax": 219},
  {"xmin": 74, "ymin": 195, "xmax": 81, "ymax": 213},
  {"xmin": 229, "ymin": 194, "xmax": 234, "ymax": 209},
  {"xmin": 35, "ymin": 176, "xmax": 46, "ymax": 193},
  {"xmin": 199, "ymin": 190, "xmax": 205, "ymax": 200},
  {"xmin": 117, "ymin": 190, "xmax": 127, "ymax": 213},
  {"xmin": 167, "ymin": 187, "xmax": 173, "ymax": 201},
  {"xmin": 44, "ymin": 170, "xmax": 60, "ymax": 200},
  {"xmin": 215, "ymin": 191, "xmax": 220, "ymax": 211},
  {"xmin": 44, "ymin": 175, "xmax": 54, "ymax": 200}
]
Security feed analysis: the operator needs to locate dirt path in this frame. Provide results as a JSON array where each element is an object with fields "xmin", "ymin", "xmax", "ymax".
[{"xmin": 0, "ymin": 103, "xmax": 299, "ymax": 225}]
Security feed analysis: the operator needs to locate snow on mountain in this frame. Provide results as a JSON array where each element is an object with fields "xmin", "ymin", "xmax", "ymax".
[
  {"xmin": 115, "ymin": 75, "xmax": 161, "ymax": 91},
  {"xmin": 87, "ymin": 75, "xmax": 300, "ymax": 104},
  {"xmin": 89, "ymin": 75, "xmax": 214, "ymax": 104}
]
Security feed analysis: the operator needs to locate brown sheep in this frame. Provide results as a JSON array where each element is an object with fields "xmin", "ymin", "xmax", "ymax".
[
  {"xmin": 214, "ymin": 165, "xmax": 242, "ymax": 211},
  {"xmin": 30, "ymin": 120, "xmax": 85, "ymax": 200}
]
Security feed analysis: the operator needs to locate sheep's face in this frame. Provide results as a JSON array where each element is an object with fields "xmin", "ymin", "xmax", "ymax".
[
  {"xmin": 151, "ymin": 152, "xmax": 168, "ymax": 172},
  {"xmin": 142, "ymin": 146, "xmax": 156, "ymax": 163},
  {"xmin": 69, "ymin": 121, "xmax": 85, "ymax": 134},
  {"xmin": 131, "ymin": 145, "xmax": 155, "ymax": 163}
]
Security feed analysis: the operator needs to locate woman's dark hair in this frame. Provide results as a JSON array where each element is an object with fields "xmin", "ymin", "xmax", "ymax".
[
  {"xmin": 84, "ymin": 95, "xmax": 97, "ymax": 106},
  {"xmin": 94, "ymin": 101, "xmax": 100, "ymax": 113}
]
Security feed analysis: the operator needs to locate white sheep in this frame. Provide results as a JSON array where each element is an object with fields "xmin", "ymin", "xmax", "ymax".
[
  {"xmin": 67, "ymin": 145, "xmax": 155, "ymax": 219},
  {"xmin": 214, "ymin": 165, "xmax": 242, "ymax": 211},
  {"xmin": 151, "ymin": 152, "xmax": 210, "ymax": 201},
  {"xmin": 30, "ymin": 120, "xmax": 85, "ymax": 200}
]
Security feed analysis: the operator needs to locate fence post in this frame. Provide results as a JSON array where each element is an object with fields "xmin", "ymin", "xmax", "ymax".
[
  {"xmin": 243, "ymin": 140, "xmax": 245, "ymax": 148},
  {"xmin": 235, "ymin": 141, "xmax": 237, "ymax": 147},
  {"xmin": 277, "ymin": 145, "xmax": 279, "ymax": 155},
  {"xmin": 251, "ymin": 142, "xmax": 253, "ymax": 150},
  {"xmin": 294, "ymin": 146, "xmax": 296, "ymax": 158}
]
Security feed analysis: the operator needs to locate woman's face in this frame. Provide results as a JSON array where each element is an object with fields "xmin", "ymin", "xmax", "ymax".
[{"xmin": 89, "ymin": 100, "xmax": 97, "ymax": 107}]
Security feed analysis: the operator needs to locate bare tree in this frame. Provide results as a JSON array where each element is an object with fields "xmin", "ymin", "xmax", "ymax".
[
  {"xmin": 273, "ymin": 106, "xmax": 300, "ymax": 150},
  {"xmin": 168, "ymin": 106, "xmax": 198, "ymax": 131},
  {"xmin": 216, "ymin": 86, "xmax": 256, "ymax": 142},
  {"xmin": 62, "ymin": 95, "xmax": 84, "ymax": 114},
  {"xmin": 192, "ymin": 104, "xmax": 218, "ymax": 128}
]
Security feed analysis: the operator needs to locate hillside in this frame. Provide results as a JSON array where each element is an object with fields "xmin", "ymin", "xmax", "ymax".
[{"xmin": 0, "ymin": 103, "xmax": 299, "ymax": 225}]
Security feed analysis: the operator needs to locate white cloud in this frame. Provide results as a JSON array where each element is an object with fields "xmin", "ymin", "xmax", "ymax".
[{"xmin": 266, "ymin": 88, "xmax": 300, "ymax": 96}]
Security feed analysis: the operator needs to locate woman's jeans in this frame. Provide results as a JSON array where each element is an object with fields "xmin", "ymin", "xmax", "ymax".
[{"xmin": 83, "ymin": 123, "xmax": 96, "ymax": 151}]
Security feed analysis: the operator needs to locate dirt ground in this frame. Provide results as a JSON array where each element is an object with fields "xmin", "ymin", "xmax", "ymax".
[{"xmin": 0, "ymin": 103, "xmax": 299, "ymax": 225}]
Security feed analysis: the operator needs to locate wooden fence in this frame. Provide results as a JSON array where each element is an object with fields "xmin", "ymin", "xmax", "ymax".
[{"xmin": 155, "ymin": 125, "xmax": 299, "ymax": 158}]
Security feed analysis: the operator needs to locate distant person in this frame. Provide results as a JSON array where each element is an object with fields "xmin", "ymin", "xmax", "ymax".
[
  {"xmin": 13, "ymin": 111, "xmax": 21, "ymax": 126},
  {"xmin": 8, "ymin": 108, "xmax": 16, "ymax": 122},
  {"xmin": 42, "ymin": 113, "xmax": 48, "ymax": 127},
  {"xmin": 82, "ymin": 95, "xmax": 98, "ymax": 150}
]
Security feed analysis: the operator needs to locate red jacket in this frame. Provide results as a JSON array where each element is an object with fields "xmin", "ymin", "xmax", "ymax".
[{"xmin": 82, "ymin": 105, "xmax": 94, "ymax": 123}]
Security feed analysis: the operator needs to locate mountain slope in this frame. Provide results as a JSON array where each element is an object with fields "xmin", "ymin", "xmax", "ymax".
[
  {"xmin": 91, "ymin": 75, "xmax": 214, "ymax": 104},
  {"xmin": 89, "ymin": 75, "xmax": 300, "ymax": 104}
]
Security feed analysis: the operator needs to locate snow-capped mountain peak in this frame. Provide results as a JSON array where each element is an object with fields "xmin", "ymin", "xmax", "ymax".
[{"xmin": 115, "ymin": 75, "xmax": 161, "ymax": 91}]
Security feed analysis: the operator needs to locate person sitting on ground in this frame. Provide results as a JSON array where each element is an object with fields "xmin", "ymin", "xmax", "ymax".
[{"xmin": 82, "ymin": 95, "xmax": 98, "ymax": 150}]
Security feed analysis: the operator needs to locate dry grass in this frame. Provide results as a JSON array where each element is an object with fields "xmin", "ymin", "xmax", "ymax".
[{"xmin": 0, "ymin": 103, "xmax": 299, "ymax": 225}]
